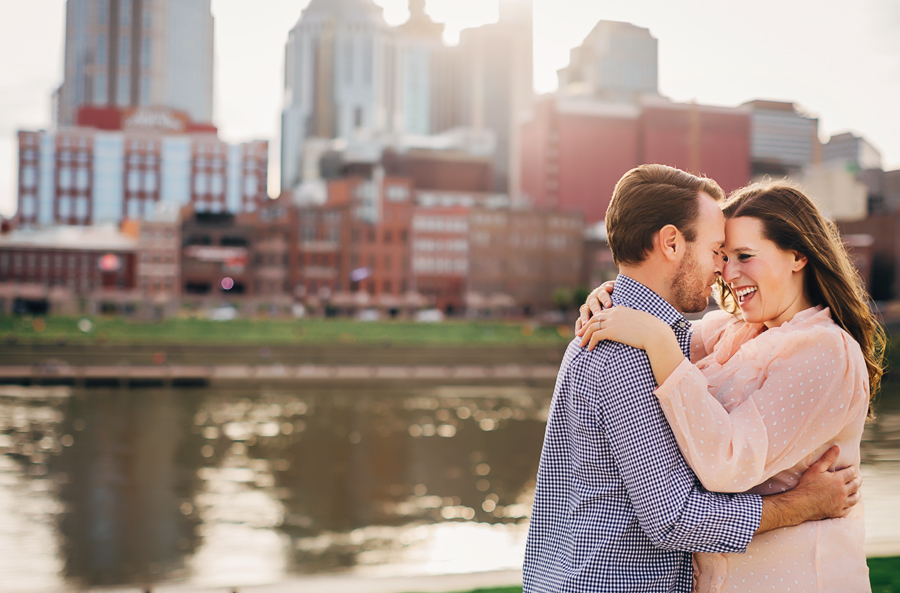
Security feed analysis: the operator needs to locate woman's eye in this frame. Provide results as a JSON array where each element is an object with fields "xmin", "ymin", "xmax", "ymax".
[{"xmin": 738, "ymin": 254, "xmax": 752, "ymax": 262}]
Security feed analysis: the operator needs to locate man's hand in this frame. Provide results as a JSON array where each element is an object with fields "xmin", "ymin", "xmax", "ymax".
[
  {"xmin": 792, "ymin": 445, "xmax": 862, "ymax": 520},
  {"xmin": 757, "ymin": 445, "xmax": 862, "ymax": 534}
]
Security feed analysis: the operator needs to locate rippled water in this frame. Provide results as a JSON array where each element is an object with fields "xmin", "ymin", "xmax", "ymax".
[{"xmin": 0, "ymin": 380, "xmax": 898, "ymax": 591}]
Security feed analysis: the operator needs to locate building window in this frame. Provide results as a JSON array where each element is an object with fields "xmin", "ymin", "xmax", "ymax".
[
  {"xmin": 96, "ymin": 33, "xmax": 107, "ymax": 65},
  {"xmin": 141, "ymin": 37, "xmax": 151, "ymax": 68},
  {"xmin": 58, "ymin": 167, "xmax": 72, "ymax": 190},
  {"xmin": 354, "ymin": 107, "xmax": 363, "ymax": 128},
  {"xmin": 21, "ymin": 167, "xmax": 36, "ymax": 189},
  {"xmin": 210, "ymin": 174, "xmax": 224, "ymax": 196},
  {"xmin": 76, "ymin": 168, "xmax": 90, "ymax": 190},
  {"xmin": 128, "ymin": 169, "xmax": 141, "ymax": 192},
  {"xmin": 75, "ymin": 197, "xmax": 88, "ymax": 219},
  {"xmin": 194, "ymin": 173, "xmax": 208, "ymax": 194},
  {"xmin": 120, "ymin": 36, "xmax": 130, "ymax": 66},
  {"xmin": 143, "ymin": 171, "xmax": 157, "ymax": 192}
]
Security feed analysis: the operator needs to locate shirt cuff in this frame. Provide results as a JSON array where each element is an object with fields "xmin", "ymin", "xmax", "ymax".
[
  {"xmin": 733, "ymin": 493, "xmax": 764, "ymax": 553},
  {"xmin": 653, "ymin": 357, "xmax": 695, "ymax": 402}
]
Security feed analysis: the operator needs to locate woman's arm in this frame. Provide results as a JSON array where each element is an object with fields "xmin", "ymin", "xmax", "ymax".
[
  {"xmin": 579, "ymin": 306, "xmax": 686, "ymax": 385},
  {"xmin": 575, "ymin": 283, "xmax": 734, "ymax": 364},
  {"xmin": 655, "ymin": 327, "xmax": 867, "ymax": 492}
]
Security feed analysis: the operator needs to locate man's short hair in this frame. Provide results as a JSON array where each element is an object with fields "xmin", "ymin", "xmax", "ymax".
[{"xmin": 605, "ymin": 164, "xmax": 725, "ymax": 267}]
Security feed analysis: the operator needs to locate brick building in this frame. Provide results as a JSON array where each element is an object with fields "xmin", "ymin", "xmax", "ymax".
[
  {"xmin": 520, "ymin": 95, "xmax": 751, "ymax": 225},
  {"xmin": 16, "ymin": 106, "xmax": 267, "ymax": 228},
  {"xmin": 469, "ymin": 208, "xmax": 583, "ymax": 313},
  {"xmin": 0, "ymin": 225, "xmax": 138, "ymax": 314},
  {"xmin": 180, "ymin": 210, "xmax": 254, "ymax": 301},
  {"xmin": 411, "ymin": 204, "xmax": 471, "ymax": 313}
]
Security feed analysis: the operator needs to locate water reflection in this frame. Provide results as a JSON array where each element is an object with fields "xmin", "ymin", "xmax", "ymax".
[{"xmin": 1, "ymin": 380, "xmax": 898, "ymax": 591}]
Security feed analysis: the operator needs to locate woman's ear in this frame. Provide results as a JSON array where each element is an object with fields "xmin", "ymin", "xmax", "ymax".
[{"xmin": 792, "ymin": 251, "xmax": 808, "ymax": 272}]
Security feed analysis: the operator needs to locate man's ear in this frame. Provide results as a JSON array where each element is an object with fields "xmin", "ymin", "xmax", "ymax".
[
  {"xmin": 792, "ymin": 251, "xmax": 808, "ymax": 272},
  {"xmin": 656, "ymin": 224, "xmax": 682, "ymax": 262}
]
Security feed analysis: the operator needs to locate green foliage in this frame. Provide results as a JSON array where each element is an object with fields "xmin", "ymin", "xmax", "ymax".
[
  {"xmin": 0, "ymin": 315, "xmax": 571, "ymax": 347},
  {"xmin": 572, "ymin": 286, "xmax": 591, "ymax": 310},
  {"xmin": 551, "ymin": 287, "xmax": 573, "ymax": 311},
  {"xmin": 870, "ymin": 556, "xmax": 900, "ymax": 593}
]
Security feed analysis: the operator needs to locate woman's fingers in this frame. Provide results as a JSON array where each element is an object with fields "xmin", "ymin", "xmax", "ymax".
[
  {"xmin": 579, "ymin": 321, "xmax": 599, "ymax": 347},
  {"xmin": 587, "ymin": 329, "xmax": 605, "ymax": 351},
  {"xmin": 579, "ymin": 304, "xmax": 591, "ymax": 331}
]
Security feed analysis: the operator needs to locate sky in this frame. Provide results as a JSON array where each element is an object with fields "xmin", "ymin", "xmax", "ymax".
[{"xmin": 1, "ymin": 0, "xmax": 899, "ymax": 217}]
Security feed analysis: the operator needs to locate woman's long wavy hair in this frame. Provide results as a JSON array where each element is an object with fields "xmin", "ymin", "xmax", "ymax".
[{"xmin": 713, "ymin": 181, "xmax": 885, "ymax": 418}]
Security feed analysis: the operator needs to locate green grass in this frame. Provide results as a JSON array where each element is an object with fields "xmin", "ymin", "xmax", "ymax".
[
  {"xmin": 0, "ymin": 315, "xmax": 574, "ymax": 347},
  {"xmin": 870, "ymin": 556, "xmax": 900, "ymax": 593},
  {"xmin": 431, "ymin": 557, "xmax": 900, "ymax": 593}
]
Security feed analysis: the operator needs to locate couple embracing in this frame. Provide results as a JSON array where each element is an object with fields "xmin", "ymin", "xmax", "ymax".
[{"xmin": 523, "ymin": 164, "xmax": 883, "ymax": 592}]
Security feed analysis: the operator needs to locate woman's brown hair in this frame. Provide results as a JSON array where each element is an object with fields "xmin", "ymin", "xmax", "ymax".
[{"xmin": 714, "ymin": 180, "xmax": 885, "ymax": 418}]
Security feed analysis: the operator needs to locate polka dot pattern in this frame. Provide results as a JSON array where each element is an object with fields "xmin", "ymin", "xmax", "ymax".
[{"xmin": 661, "ymin": 307, "xmax": 870, "ymax": 592}]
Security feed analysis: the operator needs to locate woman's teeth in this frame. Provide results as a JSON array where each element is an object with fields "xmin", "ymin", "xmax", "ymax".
[{"xmin": 736, "ymin": 286, "xmax": 757, "ymax": 304}]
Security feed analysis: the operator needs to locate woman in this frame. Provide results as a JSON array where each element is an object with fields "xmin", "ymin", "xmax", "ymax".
[{"xmin": 576, "ymin": 181, "xmax": 884, "ymax": 593}]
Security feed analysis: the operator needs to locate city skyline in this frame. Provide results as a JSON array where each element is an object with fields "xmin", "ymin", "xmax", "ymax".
[{"xmin": 2, "ymin": 0, "xmax": 900, "ymax": 217}]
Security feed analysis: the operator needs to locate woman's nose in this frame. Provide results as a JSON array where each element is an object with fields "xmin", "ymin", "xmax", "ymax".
[{"xmin": 723, "ymin": 260, "xmax": 740, "ymax": 283}]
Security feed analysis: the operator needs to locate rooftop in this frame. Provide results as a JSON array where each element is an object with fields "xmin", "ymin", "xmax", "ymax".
[{"xmin": 0, "ymin": 224, "xmax": 138, "ymax": 251}]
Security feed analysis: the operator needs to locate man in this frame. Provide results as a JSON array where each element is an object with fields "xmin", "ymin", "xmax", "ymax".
[{"xmin": 522, "ymin": 164, "xmax": 861, "ymax": 592}]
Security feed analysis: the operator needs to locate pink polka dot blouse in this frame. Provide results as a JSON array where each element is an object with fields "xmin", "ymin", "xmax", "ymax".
[{"xmin": 655, "ymin": 306, "xmax": 871, "ymax": 593}]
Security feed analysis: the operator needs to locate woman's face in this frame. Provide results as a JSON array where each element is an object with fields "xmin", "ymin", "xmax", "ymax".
[{"xmin": 722, "ymin": 216, "xmax": 809, "ymax": 327}]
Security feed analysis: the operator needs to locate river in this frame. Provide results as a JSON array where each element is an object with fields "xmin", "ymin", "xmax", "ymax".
[{"xmin": 1, "ymin": 379, "xmax": 898, "ymax": 591}]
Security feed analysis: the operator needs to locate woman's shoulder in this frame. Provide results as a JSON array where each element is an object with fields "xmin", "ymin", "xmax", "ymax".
[
  {"xmin": 695, "ymin": 308, "xmax": 740, "ymax": 333},
  {"xmin": 768, "ymin": 307, "xmax": 860, "ymax": 359}
]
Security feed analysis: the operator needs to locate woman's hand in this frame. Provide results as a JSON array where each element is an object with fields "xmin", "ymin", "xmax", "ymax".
[
  {"xmin": 578, "ymin": 306, "xmax": 668, "ymax": 351},
  {"xmin": 575, "ymin": 281, "xmax": 615, "ymax": 334},
  {"xmin": 579, "ymin": 306, "xmax": 686, "ymax": 386}
]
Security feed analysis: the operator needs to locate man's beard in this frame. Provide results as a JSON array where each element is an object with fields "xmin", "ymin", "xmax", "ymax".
[{"xmin": 671, "ymin": 246, "xmax": 711, "ymax": 314}]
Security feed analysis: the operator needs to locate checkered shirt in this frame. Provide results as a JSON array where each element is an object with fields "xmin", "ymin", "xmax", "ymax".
[{"xmin": 523, "ymin": 275, "xmax": 762, "ymax": 593}]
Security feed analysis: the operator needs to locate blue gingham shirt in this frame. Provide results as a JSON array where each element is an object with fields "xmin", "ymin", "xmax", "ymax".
[{"xmin": 523, "ymin": 275, "xmax": 762, "ymax": 593}]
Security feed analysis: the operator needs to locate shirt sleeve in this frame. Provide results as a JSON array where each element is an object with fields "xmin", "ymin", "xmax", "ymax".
[
  {"xmin": 598, "ymin": 344, "xmax": 762, "ymax": 553},
  {"xmin": 655, "ymin": 326, "xmax": 868, "ymax": 493},
  {"xmin": 689, "ymin": 309, "xmax": 737, "ymax": 363}
]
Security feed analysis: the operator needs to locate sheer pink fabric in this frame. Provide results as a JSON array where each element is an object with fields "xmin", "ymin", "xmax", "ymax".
[{"xmin": 655, "ymin": 307, "xmax": 870, "ymax": 592}]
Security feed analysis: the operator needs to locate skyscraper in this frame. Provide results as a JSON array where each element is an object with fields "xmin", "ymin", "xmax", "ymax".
[
  {"xmin": 281, "ymin": 0, "xmax": 393, "ymax": 192},
  {"xmin": 392, "ymin": 0, "xmax": 457, "ymax": 136},
  {"xmin": 455, "ymin": 0, "xmax": 534, "ymax": 197},
  {"xmin": 56, "ymin": 0, "xmax": 214, "ymax": 126},
  {"xmin": 557, "ymin": 21, "xmax": 658, "ymax": 102},
  {"xmin": 280, "ymin": 0, "xmax": 535, "ymax": 198}
]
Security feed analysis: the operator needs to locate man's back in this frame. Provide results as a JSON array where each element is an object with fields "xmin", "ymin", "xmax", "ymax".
[{"xmin": 523, "ymin": 276, "xmax": 761, "ymax": 593}]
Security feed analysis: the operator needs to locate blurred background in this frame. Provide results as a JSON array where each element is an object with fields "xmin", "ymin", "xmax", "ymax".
[{"xmin": 0, "ymin": 0, "xmax": 899, "ymax": 591}]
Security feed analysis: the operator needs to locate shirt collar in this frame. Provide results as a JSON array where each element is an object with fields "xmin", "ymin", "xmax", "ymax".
[{"xmin": 611, "ymin": 274, "xmax": 691, "ymax": 334}]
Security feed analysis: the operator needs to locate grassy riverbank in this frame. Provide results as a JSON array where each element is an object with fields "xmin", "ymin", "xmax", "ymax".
[
  {"xmin": 436, "ymin": 556, "xmax": 900, "ymax": 593},
  {"xmin": 0, "ymin": 315, "xmax": 573, "ymax": 347}
]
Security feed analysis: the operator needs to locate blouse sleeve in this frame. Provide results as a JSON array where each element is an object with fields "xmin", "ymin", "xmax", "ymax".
[
  {"xmin": 655, "ymin": 325, "xmax": 867, "ymax": 493},
  {"xmin": 689, "ymin": 309, "xmax": 736, "ymax": 363}
]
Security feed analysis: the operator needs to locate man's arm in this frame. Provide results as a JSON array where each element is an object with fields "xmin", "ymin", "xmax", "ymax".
[
  {"xmin": 597, "ymin": 346, "xmax": 761, "ymax": 554},
  {"xmin": 757, "ymin": 445, "xmax": 862, "ymax": 535}
]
